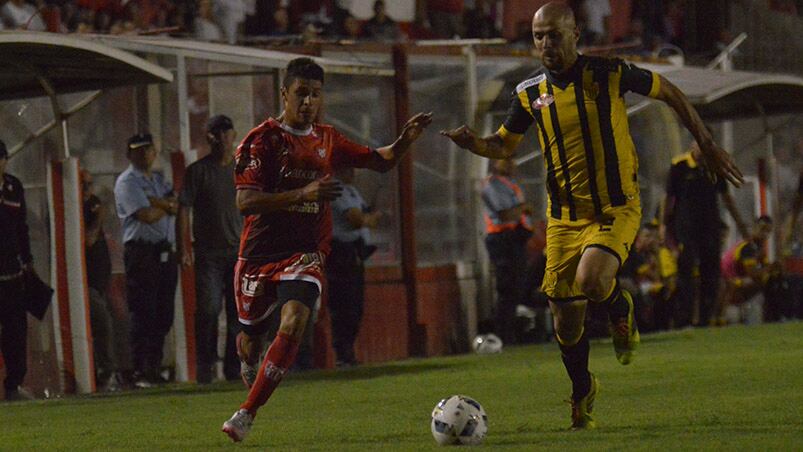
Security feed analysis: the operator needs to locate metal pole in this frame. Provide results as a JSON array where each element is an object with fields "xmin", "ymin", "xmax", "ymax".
[
  {"xmin": 176, "ymin": 55, "xmax": 191, "ymax": 156},
  {"xmin": 35, "ymin": 74, "xmax": 69, "ymax": 159}
]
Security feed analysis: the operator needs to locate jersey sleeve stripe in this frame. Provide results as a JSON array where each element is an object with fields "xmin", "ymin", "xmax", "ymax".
[{"xmin": 648, "ymin": 72, "xmax": 662, "ymax": 98}]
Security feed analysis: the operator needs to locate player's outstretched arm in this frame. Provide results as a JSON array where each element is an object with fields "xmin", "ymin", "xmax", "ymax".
[
  {"xmin": 656, "ymin": 75, "xmax": 744, "ymax": 187},
  {"xmin": 439, "ymin": 125, "xmax": 517, "ymax": 160},
  {"xmin": 367, "ymin": 112, "xmax": 433, "ymax": 173},
  {"xmin": 236, "ymin": 176, "xmax": 343, "ymax": 215}
]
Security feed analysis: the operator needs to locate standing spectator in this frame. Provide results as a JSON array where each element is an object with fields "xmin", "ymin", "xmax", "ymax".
[
  {"xmin": 578, "ymin": 0, "xmax": 611, "ymax": 45},
  {"xmin": 664, "ymin": 143, "xmax": 748, "ymax": 328},
  {"xmin": 82, "ymin": 170, "xmax": 120, "ymax": 391},
  {"xmin": 114, "ymin": 133, "xmax": 179, "ymax": 388},
  {"xmin": 428, "ymin": 0, "xmax": 464, "ymax": 38},
  {"xmin": 177, "ymin": 115, "xmax": 242, "ymax": 384},
  {"xmin": 481, "ymin": 158, "xmax": 533, "ymax": 346},
  {"xmin": 0, "ymin": 139, "xmax": 35, "ymax": 401},
  {"xmin": 1, "ymin": 0, "xmax": 47, "ymax": 30},
  {"xmin": 194, "ymin": 0, "xmax": 223, "ymax": 42},
  {"xmin": 326, "ymin": 167, "xmax": 380, "ymax": 368},
  {"xmin": 362, "ymin": 0, "xmax": 402, "ymax": 41}
]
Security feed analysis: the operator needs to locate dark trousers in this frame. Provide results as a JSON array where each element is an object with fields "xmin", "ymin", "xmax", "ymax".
[
  {"xmin": 88, "ymin": 287, "xmax": 116, "ymax": 377},
  {"xmin": 485, "ymin": 228, "xmax": 531, "ymax": 345},
  {"xmin": 676, "ymin": 232, "xmax": 721, "ymax": 327},
  {"xmin": 124, "ymin": 242, "xmax": 178, "ymax": 376},
  {"xmin": 0, "ymin": 277, "xmax": 27, "ymax": 392},
  {"xmin": 194, "ymin": 251, "xmax": 239, "ymax": 381},
  {"xmin": 326, "ymin": 240, "xmax": 365, "ymax": 365}
]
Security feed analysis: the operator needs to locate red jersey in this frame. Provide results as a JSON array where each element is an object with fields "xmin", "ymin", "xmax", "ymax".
[{"xmin": 234, "ymin": 118, "xmax": 374, "ymax": 262}]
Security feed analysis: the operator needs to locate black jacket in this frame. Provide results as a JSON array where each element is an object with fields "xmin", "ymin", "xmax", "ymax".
[{"xmin": 0, "ymin": 173, "xmax": 32, "ymax": 276}]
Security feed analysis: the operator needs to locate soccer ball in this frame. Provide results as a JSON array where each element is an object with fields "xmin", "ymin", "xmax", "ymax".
[
  {"xmin": 430, "ymin": 395, "xmax": 488, "ymax": 446},
  {"xmin": 472, "ymin": 334, "xmax": 503, "ymax": 354}
]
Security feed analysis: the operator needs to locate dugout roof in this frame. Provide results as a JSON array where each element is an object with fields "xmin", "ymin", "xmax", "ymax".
[
  {"xmin": 91, "ymin": 35, "xmax": 394, "ymax": 76},
  {"xmin": 0, "ymin": 31, "xmax": 173, "ymax": 101}
]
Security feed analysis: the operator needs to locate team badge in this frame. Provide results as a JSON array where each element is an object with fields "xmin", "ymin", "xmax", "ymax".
[
  {"xmin": 532, "ymin": 93, "xmax": 554, "ymax": 110},
  {"xmin": 317, "ymin": 148, "xmax": 326, "ymax": 159},
  {"xmin": 584, "ymin": 81, "xmax": 600, "ymax": 100},
  {"xmin": 241, "ymin": 275, "xmax": 264, "ymax": 297}
]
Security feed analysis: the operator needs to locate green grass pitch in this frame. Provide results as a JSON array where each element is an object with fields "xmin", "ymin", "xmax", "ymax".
[{"xmin": 2, "ymin": 322, "xmax": 802, "ymax": 451}]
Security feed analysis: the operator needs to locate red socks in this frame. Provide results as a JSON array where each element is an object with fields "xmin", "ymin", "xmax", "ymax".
[{"xmin": 240, "ymin": 331, "xmax": 300, "ymax": 416}]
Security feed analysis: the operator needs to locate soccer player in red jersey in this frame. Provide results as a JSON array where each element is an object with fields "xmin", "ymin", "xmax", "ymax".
[{"xmin": 222, "ymin": 57, "xmax": 432, "ymax": 442}]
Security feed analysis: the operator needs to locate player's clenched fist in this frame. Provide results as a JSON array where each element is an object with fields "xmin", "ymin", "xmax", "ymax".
[{"xmin": 301, "ymin": 175, "xmax": 343, "ymax": 202}]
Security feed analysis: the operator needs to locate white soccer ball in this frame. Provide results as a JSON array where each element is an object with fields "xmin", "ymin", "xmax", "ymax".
[
  {"xmin": 430, "ymin": 395, "xmax": 488, "ymax": 446},
  {"xmin": 472, "ymin": 334, "xmax": 503, "ymax": 354}
]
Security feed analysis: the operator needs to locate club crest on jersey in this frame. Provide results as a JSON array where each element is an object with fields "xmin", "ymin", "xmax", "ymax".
[
  {"xmin": 317, "ymin": 148, "xmax": 326, "ymax": 159},
  {"xmin": 532, "ymin": 93, "xmax": 555, "ymax": 110},
  {"xmin": 583, "ymin": 81, "xmax": 600, "ymax": 100},
  {"xmin": 241, "ymin": 275, "xmax": 264, "ymax": 297}
]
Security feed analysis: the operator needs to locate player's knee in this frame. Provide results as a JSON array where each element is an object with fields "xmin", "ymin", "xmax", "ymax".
[
  {"xmin": 576, "ymin": 273, "xmax": 610, "ymax": 302},
  {"xmin": 278, "ymin": 301, "xmax": 310, "ymax": 339},
  {"xmin": 555, "ymin": 329, "xmax": 582, "ymax": 347}
]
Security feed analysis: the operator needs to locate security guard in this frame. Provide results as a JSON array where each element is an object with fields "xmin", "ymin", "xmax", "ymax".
[
  {"xmin": 114, "ymin": 133, "xmax": 179, "ymax": 388},
  {"xmin": 0, "ymin": 139, "xmax": 35, "ymax": 400}
]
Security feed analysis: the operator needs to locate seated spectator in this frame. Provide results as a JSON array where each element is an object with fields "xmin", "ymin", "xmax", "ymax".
[
  {"xmin": 428, "ymin": 0, "xmax": 464, "ymax": 39},
  {"xmin": 719, "ymin": 216, "xmax": 793, "ymax": 323},
  {"xmin": 1, "ymin": 0, "xmax": 47, "ymax": 31},
  {"xmin": 195, "ymin": 0, "xmax": 223, "ymax": 41},
  {"xmin": 578, "ymin": 0, "xmax": 612, "ymax": 45},
  {"xmin": 269, "ymin": 6, "xmax": 291, "ymax": 36},
  {"xmin": 620, "ymin": 222, "xmax": 678, "ymax": 332},
  {"xmin": 463, "ymin": 0, "xmax": 498, "ymax": 39},
  {"xmin": 362, "ymin": 0, "xmax": 402, "ymax": 42}
]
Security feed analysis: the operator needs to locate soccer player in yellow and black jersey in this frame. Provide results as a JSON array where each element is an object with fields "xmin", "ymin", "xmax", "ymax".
[{"xmin": 442, "ymin": 2, "xmax": 743, "ymax": 430}]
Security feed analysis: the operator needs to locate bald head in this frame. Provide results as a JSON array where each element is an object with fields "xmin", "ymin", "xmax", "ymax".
[
  {"xmin": 531, "ymin": 1, "xmax": 579, "ymax": 73},
  {"xmin": 534, "ymin": 2, "xmax": 576, "ymax": 28}
]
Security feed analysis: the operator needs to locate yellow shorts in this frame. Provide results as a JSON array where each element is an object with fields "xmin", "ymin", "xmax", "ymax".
[{"xmin": 541, "ymin": 201, "xmax": 642, "ymax": 301}]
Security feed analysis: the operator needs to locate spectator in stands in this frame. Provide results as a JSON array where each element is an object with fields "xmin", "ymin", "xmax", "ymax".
[
  {"xmin": 578, "ymin": 0, "xmax": 611, "ymax": 45},
  {"xmin": 481, "ymin": 158, "xmax": 533, "ymax": 345},
  {"xmin": 719, "ymin": 216, "xmax": 793, "ymax": 323},
  {"xmin": 177, "ymin": 115, "xmax": 242, "ymax": 384},
  {"xmin": 0, "ymin": 139, "xmax": 36, "ymax": 401},
  {"xmin": 194, "ymin": 0, "xmax": 223, "ymax": 42},
  {"xmin": 620, "ymin": 221, "xmax": 678, "ymax": 332},
  {"xmin": 615, "ymin": 18, "xmax": 653, "ymax": 55},
  {"xmin": 632, "ymin": 0, "xmax": 670, "ymax": 51},
  {"xmin": 362, "ymin": 0, "xmax": 402, "ymax": 41},
  {"xmin": 664, "ymin": 141, "xmax": 748, "ymax": 328},
  {"xmin": 326, "ymin": 167, "xmax": 381, "ymax": 368},
  {"xmin": 269, "ymin": 6, "xmax": 291, "ymax": 36},
  {"xmin": 114, "ymin": 133, "xmax": 179, "ymax": 388},
  {"xmin": 81, "ymin": 170, "xmax": 121, "ymax": 392},
  {"xmin": 1, "ymin": 0, "xmax": 47, "ymax": 30},
  {"xmin": 463, "ymin": 0, "xmax": 498, "ymax": 39},
  {"xmin": 428, "ymin": 0, "xmax": 464, "ymax": 38},
  {"xmin": 215, "ymin": 0, "xmax": 251, "ymax": 44}
]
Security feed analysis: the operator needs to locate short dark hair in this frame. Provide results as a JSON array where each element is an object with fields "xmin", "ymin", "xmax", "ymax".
[
  {"xmin": 283, "ymin": 57, "xmax": 324, "ymax": 88},
  {"xmin": 206, "ymin": 114, "xmax": 234, "ymax": 135}
]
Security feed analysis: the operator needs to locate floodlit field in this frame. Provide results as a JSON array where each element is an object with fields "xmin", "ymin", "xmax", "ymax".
[{"xmin": 2, "ymin": 322, "xmax": 802, "ymax": 451}]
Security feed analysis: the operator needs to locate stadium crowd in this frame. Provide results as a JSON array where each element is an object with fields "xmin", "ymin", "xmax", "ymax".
[{"xmin": 5, "ymin": 0, "xmax": 801, "ymax": 50}]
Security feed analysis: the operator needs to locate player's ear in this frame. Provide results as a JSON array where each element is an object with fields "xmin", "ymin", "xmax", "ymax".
[{"xmin": 573, "ymin": 26, "xmax": 580, "ymax": 44}]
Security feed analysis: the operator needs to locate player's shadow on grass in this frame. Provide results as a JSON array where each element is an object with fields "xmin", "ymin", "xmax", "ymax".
[{"xmin": 286, "ymin": 360, "xmax": 469, "ymax": 385}]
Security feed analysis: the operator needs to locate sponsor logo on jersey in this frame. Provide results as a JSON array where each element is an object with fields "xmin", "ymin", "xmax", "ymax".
[
  {"xmin": 516, "ymin": 74, "xmax": 546, "ymax": 93},
  {"xmin": 317, "ymin": 148, "xmax": 326, "ymax": 159}
]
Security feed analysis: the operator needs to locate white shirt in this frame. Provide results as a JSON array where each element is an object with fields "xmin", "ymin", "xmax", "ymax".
[
  {"xmin": 581, "ymin": 0, "xmax": 611, "ymax": 35},
  {"xmin": 194, "ymin": 18, "xmax": 223, "ymax": 42},
  {"xmin": 1, "ymin": 1, "xmax": 46, "ymax": 31}
]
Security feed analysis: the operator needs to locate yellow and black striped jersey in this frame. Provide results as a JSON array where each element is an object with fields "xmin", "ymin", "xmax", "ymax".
[{"xmin": 499, "ymin": 55, "xmax": 661, "ymax": 221}]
